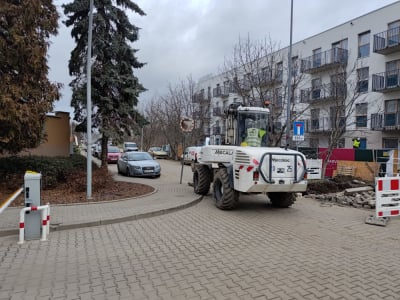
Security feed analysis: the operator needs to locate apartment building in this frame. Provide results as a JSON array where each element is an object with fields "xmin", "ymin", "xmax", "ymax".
[{"xmin": 192, "ymin": 1, "xmax": 400, "ymax": 150}]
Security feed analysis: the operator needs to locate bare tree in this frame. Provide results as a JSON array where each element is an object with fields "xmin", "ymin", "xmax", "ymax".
[
  {"xmin": 143, "ymin": 76, "xmax": 205, "ymax": 159},
  {"xmin": 301, "ymin": 49, "xmax": 383, "ymax": 176},
  {"xmin": 222, "ymin": 34, "xmax": 307, "ymax": 146}
]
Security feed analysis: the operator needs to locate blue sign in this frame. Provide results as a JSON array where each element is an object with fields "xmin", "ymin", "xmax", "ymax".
[{"xmin": 293, "ymin": 121, "xmax": 304, "ymax": 136}]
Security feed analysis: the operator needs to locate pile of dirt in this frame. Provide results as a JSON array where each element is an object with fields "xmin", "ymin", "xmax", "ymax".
[{"xmin": 307, "ymin": 175, "xmax": 372, "ymax": 194}]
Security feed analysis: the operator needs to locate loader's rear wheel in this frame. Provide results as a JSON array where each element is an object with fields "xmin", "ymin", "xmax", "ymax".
[
  {"xmin": 268, "ymin": 192, "xmax": 296, "ymax": 208},
  {"xmin": 193, "ymin": 164, "xmax": 211, "ymax": 195},
  {"xmin": 213, "ymin": 168, "xmax": 239, "ymax": 210}
]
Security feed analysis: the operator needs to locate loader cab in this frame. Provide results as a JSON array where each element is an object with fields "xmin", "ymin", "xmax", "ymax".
[{"xmin": 236, "ymin": 107, "xmax": 269, "ymax": 147}]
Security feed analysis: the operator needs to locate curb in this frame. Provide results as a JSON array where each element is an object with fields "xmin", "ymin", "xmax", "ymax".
[{"xmin": 0, "ymin": 196, "xmax": 203, "ymax": 237}]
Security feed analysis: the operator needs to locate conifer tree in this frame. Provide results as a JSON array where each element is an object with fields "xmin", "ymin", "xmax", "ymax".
[{"xmin": 63, "ymin": 0, "xmax": 146, "ymax": 166}]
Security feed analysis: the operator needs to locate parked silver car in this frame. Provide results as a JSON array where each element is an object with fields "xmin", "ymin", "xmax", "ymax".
[{"xmin": 117, "ymin": 151, "xmax": 161, "ymax": 178}]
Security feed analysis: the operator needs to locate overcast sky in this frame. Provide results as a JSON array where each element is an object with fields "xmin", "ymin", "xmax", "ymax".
[{"xmin": 48, "ymin": 0, "xmax": 398, "ymax": 114}]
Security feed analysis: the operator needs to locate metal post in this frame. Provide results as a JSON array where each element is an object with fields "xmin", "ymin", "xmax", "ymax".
[
  {"xmin": 141, "ymin": 126, "xmax": 144, "ymax": 151},
  {"xmin": 285, "ymin": 0, "xmax": 294, "ymax": 147},
  {"xmin": 180, "ymin": 133, "xmax": 185, "ymax": 184},
  {"xmin": 86, "ymin": 0, "xmax": 94, "ymax": 199}
]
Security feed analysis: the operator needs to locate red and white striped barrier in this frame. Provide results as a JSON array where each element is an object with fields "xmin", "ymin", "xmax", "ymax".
[
  {"xmin": 375, "ymin": 176, "xmax": 400, "ymax": 218},
  {"xmin": 18, "ymin": 204, "xmax": 50, "ymax": 244}
]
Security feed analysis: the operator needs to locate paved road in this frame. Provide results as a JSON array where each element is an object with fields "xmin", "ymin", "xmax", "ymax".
[{"xmin": 1, "ymin": 159, "xmax": 400, "ymax": 299}]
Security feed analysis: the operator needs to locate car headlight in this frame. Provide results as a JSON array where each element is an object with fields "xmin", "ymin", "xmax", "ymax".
[
  {"xmin": 155, "ymin": 165, "xmax": 161, "ymax": 171},
  {"xmin": 133, "ymin": 165, "xmax": 141, "ymax": 170}
]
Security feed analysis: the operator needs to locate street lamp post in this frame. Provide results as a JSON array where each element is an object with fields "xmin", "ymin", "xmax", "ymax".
[
  {"xmin": 285, "ymin": 0, "xmax": 294, "ymax": 148},
  {"xmin": 86, "ymin": 0, "xmax": 94, "ymax": 199}
]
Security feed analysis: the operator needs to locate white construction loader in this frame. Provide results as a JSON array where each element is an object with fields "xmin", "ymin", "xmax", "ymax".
[{"xmin": 191, "ymin": 103, "xmax": 307, "ymax": 210}]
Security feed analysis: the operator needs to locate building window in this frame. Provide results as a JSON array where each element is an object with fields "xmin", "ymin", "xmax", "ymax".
[
  {"xmin": 291, "ymin": 56, "xmax": 298, "ymax": 77},
  {"xmin": 383, "ymin": 138, "xmax": 398, "ymax": 149},
  {"xmin": 357, "ymin": 67, "xmax": 369, "ymax": 93},
  {"xmin": 276, "ymin": 62, "xmax": 283, "ymax": 81},
  {"xmin": 355, "ymin": 103, "xmax": 368, "ymax": 128},
  {"xmin": 311, "ymin": 78, "xmax": 321, "ymax": 100},
  {"xmin": 384, "ymin": 99, "xmax": 400, "ymax": 126},
  {"xmin": 332, "ymin": 39, "xmax": 348, "ymax": 50},
  {"xmin": 310, "ymin": 138, "xmax": 319, "ymax": 148},
  {"xmin": 311, "ymin": 109, "xmax": 320, "ymax": 130},
  {"xmin": 313, "ymin": 48, "xmax": 321, "ymax": 68},
  {"xmin": 386, "ymin": 59, "xmax": 400, "ymax": 88},
  {"xmin": 358, "ymin": 31, "xmax": 370, "ymax": 58},
  {"xmin": 388, "ymin": 20, "xmax": 400, "ymax": 46}
]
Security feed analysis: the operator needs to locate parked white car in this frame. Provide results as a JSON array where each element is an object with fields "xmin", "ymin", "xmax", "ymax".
[
  {"xmin": 123, "ymin": 142, "xmax": 138, "ymax": 152},
  {"xmin": 182, "ymin": 146, "xmax": 202, "ymax": 165}
]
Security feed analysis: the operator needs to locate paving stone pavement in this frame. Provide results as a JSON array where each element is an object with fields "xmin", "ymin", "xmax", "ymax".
[{"xmin": 1, "ymin": 160, "xmax": 400, "ymax": 299}]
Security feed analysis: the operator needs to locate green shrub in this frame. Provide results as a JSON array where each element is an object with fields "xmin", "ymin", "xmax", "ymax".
[{"xmin": 0, "ymin": 154, "xmax": 90, "ymax": 189}]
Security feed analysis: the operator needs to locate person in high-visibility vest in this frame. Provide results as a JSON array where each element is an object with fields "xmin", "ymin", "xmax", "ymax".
[
  {"xmin": 352, "ymin": 138, "xmax": 361, "ymax": 149},
  {"xmin": 245, "ymin": 128, "xmax": 266, "ymax": 147}
]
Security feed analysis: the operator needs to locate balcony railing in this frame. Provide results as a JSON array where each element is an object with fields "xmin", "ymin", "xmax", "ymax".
[
  {"xmin": 213, "ymin": 107, "xmax": 223, "ymax": 117},
  {"xmin": 212, "ymin": 126, "xmax": 221, "ymax": 135},
  {"xmin": 193, "ymin": 91, "xmax": 211, "ymax": 103},
  {"xmin": 370, "ymin": 112, "xmax": 400, "ymax": 130},
  {"xmin": 259, "ymin": 69, "xmax": 283, "ymax": 86},
  {"xmin": 373, "ymin": 26, "xmax": 400, "ymax": 54},
  {"xmin": 301, "ymin": 48, "xmax": 348, "ymax": 73},
  {"xmin": 305, "ymin": 117, "xmax": 346, "ymax": 133},
  {"xmin": 301, "ymin": 48, "xmax": 348, "ymax": 74},
  {"xmin": 300, "ymin": 83, "xmax": 346, "ymax": 104},
  {"xmin": 213, "ymin": 86, "xmax": 222, "ymax": 98},
  {"xmin": 372, "ymin": 69, "xmax": 400, "ymax": 92}
]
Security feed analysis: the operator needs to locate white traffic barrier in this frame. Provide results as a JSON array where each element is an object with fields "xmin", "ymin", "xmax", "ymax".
[
  {"xmin": 0, "ymin": 187, "xmax": 23, "ymax": 215},
  {"xmin": 375, "ymin": 175, "xmax": 400, "ymax": 218},
  {"xmin": 18, "ymin": 204, "xmax": 50, "ymax": 245}
]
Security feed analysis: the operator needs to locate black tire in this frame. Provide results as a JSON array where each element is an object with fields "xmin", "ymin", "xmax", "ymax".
[
  {"xmin": 268, "ymin": 192, "xmax": 296, "ymax": 208},
  {"xmin": 117, "ymin": 164, "xmax": 121, "ymax": 175},
  {"xmin": 126, "ymin": 167, "xmax": 131, "ymax": 177},
  {"xmin": 213, "ymin": 168, "xmax": 239, "ymax": 210},
  {"xmin": 193, "ymin": 164, "xmax": 211, "ymax": 195}
]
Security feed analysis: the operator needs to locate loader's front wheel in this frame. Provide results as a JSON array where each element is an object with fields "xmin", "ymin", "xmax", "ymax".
[
  {"xmin": 193, "ymin": 164, "xmax": 211, "ymax": 195},
  {"xmin": 213, "ymin": 168, "xmax": 239, "ymax": 210},
  {"xmin": 268, "ymin": 192, "xmax": 296, "ymax": 208}
]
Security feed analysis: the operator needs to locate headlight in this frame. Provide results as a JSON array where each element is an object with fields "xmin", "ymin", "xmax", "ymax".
[
  {"xmin": 155, "ymin": 165, "xmax": 161, "ymax": 171},
  {"xmin": 133, "ymin": 165, "xmax": 141, "ymax": 170}
]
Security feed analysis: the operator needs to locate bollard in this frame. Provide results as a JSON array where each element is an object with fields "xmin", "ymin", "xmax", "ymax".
[{"xmin": 18, "ymin": 204, "xmax": 50, "ymax": 244}]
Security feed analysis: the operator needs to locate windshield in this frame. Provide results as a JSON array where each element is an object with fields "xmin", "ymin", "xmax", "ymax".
[
  {"xmin": 237, "ymin": 110, "xmax": 268, "ymax": 147},
  {"xmin": 125, "ymin": 143, "xmax": 137, "ymax": 148},
  {"xmin": 108, "ymin": 146, "xmax": 120, "ymax": 153},
  {"xmin": 127, "ymin": 152, "xmax": 153, "ymax": 161}
]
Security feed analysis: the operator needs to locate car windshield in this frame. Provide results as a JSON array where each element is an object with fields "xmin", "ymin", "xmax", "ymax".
[
  {"xmin": 125, "ymin": 143, "xmax": 137, "ymax": 148},
  {"xmin": 108, "ymin": 147, "xmax": 120, "ymax": 153},
  {"xmin": 127, "ymin": 152, "xmax": 153, "ymax": 161},
  {"xmin": 151, "ymin": 147, "xmax": 162, "ymax": 151}
]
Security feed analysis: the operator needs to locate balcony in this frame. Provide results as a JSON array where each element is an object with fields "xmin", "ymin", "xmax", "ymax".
[
  {"xmin": 259, "ymin": 69, "xmax": 283, "ymax": 87},
  {"xmin": 192, "ymin": 91, "xmax": 211, "ymax": 103},
  {"xmin": 213, "ymin": 107, "xmax": 224, "ymax": 117},
  {"xmin": 301, "ymin": 48, "xmax": 348, "ymax": 74},
  {"xmin": 305, "ymin": 117, "xmax": 346, "ymax": 133},
  {"xmin": 373, "ymin": 26, "xmax": 400, "ymax": 55},
  {"xmin": 372, "ymin": 69, "xmax": 400, "ymax": 93},
  {"xmin": 213, "ymin": 86, "xmax": 222, "ymax": 98},
  {"xmin": 221, "ymin": 86, "xmax": 230, "ymax": 97},
  {"xmin": 212, "ymin": 126, "xmax": 221, "ymax": 135},
  {"xmin": 370, "ymin": 112, "xmax": 400, "ymax": 130},
  {"xmin": 300, "ymin": 83, "xmax": 346, "ymax": 104}
]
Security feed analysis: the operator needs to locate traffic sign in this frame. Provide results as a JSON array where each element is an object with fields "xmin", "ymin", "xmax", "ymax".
[{"xmin": 293, "ymin": 121, "xmax": 305, "ymax": 141}]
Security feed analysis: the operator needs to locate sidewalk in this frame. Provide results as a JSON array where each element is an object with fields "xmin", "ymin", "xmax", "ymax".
[{"xmin": 0, "ymin": 180, "xmax": 202, "ymax": 237}]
